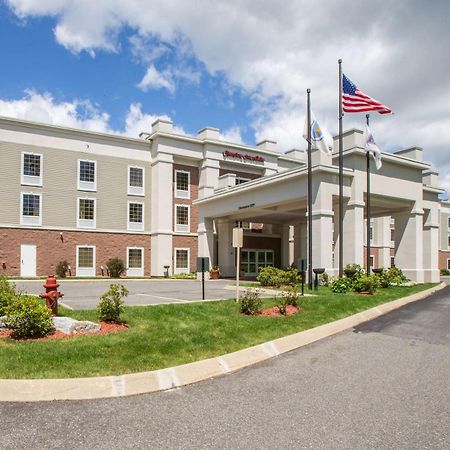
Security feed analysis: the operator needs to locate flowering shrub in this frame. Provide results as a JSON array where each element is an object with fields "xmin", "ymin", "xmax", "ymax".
[
  {"xmin": 97, "ymin": 284, "xmax": 128, "ymax": 322},
  {"xmin": 239, "ymin": 290, "xmax": 263, "ymax": 315}
]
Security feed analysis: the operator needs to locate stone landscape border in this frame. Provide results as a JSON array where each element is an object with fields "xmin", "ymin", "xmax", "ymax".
[{"xmin": 0, "ymin": 282, "xmax": 445, "ymax": 403}]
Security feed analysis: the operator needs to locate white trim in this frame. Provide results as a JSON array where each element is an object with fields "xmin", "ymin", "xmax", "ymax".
[
  {"xmin": 235, "ymin": 176, "xmax": 251, "ymax": 185},
  {"xmin": 76, "ymin": 245, "xmax": 96, "ymax": 277},
  {"xmin": 126, "ymin": 247, "xmax": 144, "ymax": 277},
  {"xmin": 20, "ymin": 192, "xmax": 42, "ymax": 226},
  {"xmin": 174, "ymin": 170, "xmax": 190, "ymax": 199},
  {"xmin": 369, "ymin": 255, "xmax": 375, "ymax": 267},
  {"xmin": 21, "ymin": 151, "xmax": 43, "ymax": 186},
  {"xmin": 127, "ymin": 201, "xmax": 144, "ymax": 231},
  {"xmin": 174, "ymin": 204, "xmax": 190, "ymax": 233},
  {"xmin": 447, "ymin": 258, "xmax": 450, "ymax": 271},
  {"xmin": 174, "ymin": 247, "xmax": 190, "ymax": 274},
  {"xmin": 77, "ymin": 159, "xmax": 97, "ymax": 191},
  {"xmin": 128, "ymin": 165, "xmax": 145, "ymax": 196},
  {"xmin": 77, "ymin": 197, "xmax": 97, "ymax": 229}
]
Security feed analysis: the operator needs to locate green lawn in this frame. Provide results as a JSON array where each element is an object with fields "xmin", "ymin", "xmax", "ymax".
[{"xmin": 0, "ymin": 284, "xmax": 436, "ymax": 379}]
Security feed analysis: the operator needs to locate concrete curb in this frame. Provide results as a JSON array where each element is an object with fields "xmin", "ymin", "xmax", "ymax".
[{"xmin": 0, "ymin": 283, "xmax": 445, "ymax": 403}]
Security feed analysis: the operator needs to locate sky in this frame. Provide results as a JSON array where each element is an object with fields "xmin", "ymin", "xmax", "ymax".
[{"xmin": 0, "ymin": 0, "xmax": 449, "ymax": 196}]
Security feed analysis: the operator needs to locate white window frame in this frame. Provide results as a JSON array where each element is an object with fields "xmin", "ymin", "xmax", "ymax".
[
  {"xmin": 447, "ymin": 259, "xmax": 450, "ymax": 271},
  {"xmin": 77, "ymin": 197, "xmax": 96, "ymax": 229},
  {"xmin": 390, "ymin": 256, "xmax": 395, "ymax": 268},
  {"xmin": 369, "ymin": 255, "xmax": 374, "ymax": 267},
  {"xmin": 21, "ymin": 152, "xmax": 43, "ymax": 186},
  {"xmin": 78, "ymin": 159, "xmax": 97, "ymax": 191},
  {"xmin": 175, "ymin": 204, "xmax": 190, "ymax": 233},
  {"xmin": 128, "ymin": 165, "xmax": 145, "ymax": 196},
  {"xmin": 76, "ymin": 245, "xmax": 96, "ymax": 277},
  {"xmin": 127, "ymin": 201, "xmax": 144, "ymax": 231},
  {"xmin": 126, "ymin": 247, "xmax": 144, "ymax": 277},
  {"xmin": 174, "ymin": 247, "xmax": 190, "ymax": 274},
  {"xmin": 175, "ymin": 170, "xmax": 190, "ymax": 199},
  {"xmin": 20, "ymin": 192, "xmax": 42, "ymax": 226}
]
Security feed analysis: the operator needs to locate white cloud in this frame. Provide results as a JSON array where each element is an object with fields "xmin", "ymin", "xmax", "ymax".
[
  {"xmin": 5, "ymin": 0, "xmax": 450, "ymax": 195},
  {"xmin": 138, "ymin": 65, "xmax": 175, "ymax": 93},
  {"xmin": 219, "ymin": 126, "xmax": 244, "ymax": 144}
]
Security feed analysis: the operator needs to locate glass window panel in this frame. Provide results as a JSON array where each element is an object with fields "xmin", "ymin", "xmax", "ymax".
[
  {"xmin": 129, "ymin": 167, "xmax": 143, "ymax": 187},
  {"xmin": 79, "ymin": 161, "xmax": 95, "ymax": 182},
  {"xmin": 78, "ymin": 248, "xmax": 94, "ymax": 268},
  {"xmin": 176, "ymin": 250, "xmax": 189, "ymax": 269},
  {"xmin": 249, "ymin": 252, "xmax": 256, "ymax": 262},
  {"xmin": 241, "ymin": 251, "xmax": 248, "ymax": 262},
  {"xmin": 128, "ymin": 249, "xmax": 142, "ymax": 268},
  {"xmin": 176, "ymin": 172, "xmax": 189, "ymax": 192},
  {"xmin": 258, "ymin": 252, "xmax": 265, "ymax": 262},
  {"xmin": 22, "ymin": 194, "xmax": 40, "ymax": 216},
  {"xmin": 23, "ymin": 154, "xmax": 41, "ymax": 177},
  {"xmin": 129, "ymin": 203, "xmax": 143, "ymax": 223},
  {"xmin": 79, "ymin": 199, "xmax": 94, "ymax": 220},
  {"xmin": 266, "ymin": 252, "xmax": 273, "ymax": 263},
  {"xmin": 176, "ymin": 206, "xmax": 189, "ymax": 225},
  {"xmin": 248, "ymin": 264, "xmax": 256, "ymax": 273}
]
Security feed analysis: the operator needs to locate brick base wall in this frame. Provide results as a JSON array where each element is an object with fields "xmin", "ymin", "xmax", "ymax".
[
  {"xmin": 439, "ymin": 250, "xmax": 450, "ymax": 270},
  {"xmin": 172, "ymin": 235, "xmax": 198, "ymax": 273},
  {"xmin": 0, "ymin": 228, "xmax": 151, "ymax": 277}
]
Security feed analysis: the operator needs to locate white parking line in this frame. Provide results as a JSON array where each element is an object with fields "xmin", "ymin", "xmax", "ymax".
[{"xmin": 136, "ymin": 293, "xmax": 188, "ymax": 302}]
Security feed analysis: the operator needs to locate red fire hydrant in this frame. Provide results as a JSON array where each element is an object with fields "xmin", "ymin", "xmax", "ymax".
[{"xmin": 39, "ymin": 275, "xmax": 64, "ymax": 316}]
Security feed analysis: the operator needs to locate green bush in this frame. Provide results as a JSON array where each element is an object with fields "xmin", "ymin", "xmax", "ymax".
[
  {"xmin": 4, "ymin": 295, "xmax": 54, "ymax": 339},
  {"xmin": 379, "ymin": 267, "xmax": 408, "ymax": 287},
  {"xmin": 97, "ymin": 284, "xmax": 128, "ymax": 322},
  {"xmin": 239, "ymin": 289, "xmax": 263, "ymax": 315},
  {"xmin": 330, "ymin": 277, "xmax": 353, "ymax": 293},
  {"xmin": 106, "ymin": 257, "xmax": 125, "ymax": 278},
  {"xmin": 319, "ymin": 272, "xmax": 330, "ymax": 286},
  {"xmin": 353, "ymin": 274, "xmax": 380, "ymax": 294},
  {"xmin": 344, "ymin": 263, "xmax": 365, "ymax": 279},
  {"xmin": 56, "ymin": 260, "xmax": 69, "ymax": 278},
  {"xmin": 256, "ymin": 266, "xmax": 301, "ymax": 288},
  {"xmin": 441, "ymin": 269, "xmax": 450, "ymax": 276},
  {"xmin": 0, "ymin": 276, "xmax": 17, "ymax": 316},
  {"xmin": 279, "ymin": 286, "xmax": 302, "ymax": 308}
]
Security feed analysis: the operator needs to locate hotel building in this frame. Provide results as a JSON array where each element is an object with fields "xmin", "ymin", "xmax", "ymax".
[{"xmin": 0, "ymin": 116, "xmax": 448, "ymax": 282}]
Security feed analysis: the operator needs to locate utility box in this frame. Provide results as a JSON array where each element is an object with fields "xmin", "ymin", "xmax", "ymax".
[{"xmin": 196, "ymin": 257, "xmax": 210, "ymax": 272}]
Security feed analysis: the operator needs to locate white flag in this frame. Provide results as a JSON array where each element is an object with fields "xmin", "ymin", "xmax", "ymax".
[
  {"xmin": 365, "ymin": 124, "xmax": 382, "ymax": 170},
  {"xmin": 303, "ymin": 111, "xmax": 331, "ymax": 155}
]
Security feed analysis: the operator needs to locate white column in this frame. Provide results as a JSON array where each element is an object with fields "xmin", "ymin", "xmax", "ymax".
[
  {"xmin": 293, "ymin": 222, "xmax": 307, "ymax": 269},
  {"xmin": 373, "ymin": 216, "xmax": 391, "ymax": 269},
  {"xmin": 151, "ymin": 153, "xmax": 174, "ymax": 276},
  {"xmin": 217, "ymin": 220, "xmax": 235, "ymax": 277},
  {"xmin": 342, "ymin": 200, "xmax": 365, "ymax": 267},
  {"xmin": 423, "ymin": 207, "xmax": 440, "ymax": 282},
  {"xmin": 197, "ymin": 217, "xmax": 215, "ymax": 280},
  {"xmin": 393, "ymin": 208, "xmax": 424, "ymax": 283},
  {"xmin": 199, "ymin": 158, "xmax": 220, "ymax": 198},
  {"xmin": 281, "ymin": 224, "xmax": 291, "ymax": 268}
]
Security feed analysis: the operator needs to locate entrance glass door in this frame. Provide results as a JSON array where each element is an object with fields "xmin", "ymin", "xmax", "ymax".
[{"xmin": 240, "ymin": 249, "xmax": 274, "ymax": 276}]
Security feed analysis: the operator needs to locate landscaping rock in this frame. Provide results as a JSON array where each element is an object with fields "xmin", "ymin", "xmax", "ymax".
[{"xmin": 53, "ymin": 316, "xmax": 101, "ymax": 335}]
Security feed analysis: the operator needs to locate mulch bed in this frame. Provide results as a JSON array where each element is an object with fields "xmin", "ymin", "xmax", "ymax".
[
  {"xmin": 258, "ymin": 305, "xmax": 301, "ymax": 317},
  {"xmin": 0, "ymin": 321, "xmax": 128, "ymax": 341}
]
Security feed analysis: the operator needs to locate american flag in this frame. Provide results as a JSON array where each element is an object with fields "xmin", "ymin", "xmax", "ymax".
[{"xmin": 342, "ymin": 74, "xmax": 392, "ymax": 114}]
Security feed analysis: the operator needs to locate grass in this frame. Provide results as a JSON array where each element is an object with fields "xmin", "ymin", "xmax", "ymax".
[{"xmin": 0, "ymin": 283, "xmax": 437, "ymax": 379}]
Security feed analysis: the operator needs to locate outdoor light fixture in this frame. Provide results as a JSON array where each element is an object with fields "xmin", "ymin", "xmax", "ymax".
[{"xmin": 59, "ymin": 232, "xmax": 64, "ymax": 242}]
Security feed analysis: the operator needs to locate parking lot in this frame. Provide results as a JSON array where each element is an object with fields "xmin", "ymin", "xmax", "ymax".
[{"xmin": 13, "ymin": 279, "xmax": 243, "ymax": 310}]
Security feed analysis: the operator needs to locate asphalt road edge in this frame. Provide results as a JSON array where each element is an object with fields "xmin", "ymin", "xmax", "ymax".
[{"xmin": 0, "ymin": 282, "xmax": 445, "ymax": 403}]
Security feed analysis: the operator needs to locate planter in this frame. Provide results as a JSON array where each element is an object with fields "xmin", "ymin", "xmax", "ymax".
[
  {"xmin": 210, "ymin": 271, "xmax": 220, "ymax": 280},
  {"xmin": 344, "ymin": 268, "xmax": 357, "ymax": 277}
]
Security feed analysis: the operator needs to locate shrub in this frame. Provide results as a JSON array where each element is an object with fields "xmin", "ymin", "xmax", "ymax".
[
  {"xmin": 0, "ymin": 276, "xmax": 17, "ymax": 316},
  {"xmin": 353, "ymin": 274, "xmax": 380, "ymax": 294},
  {"xmin": 106, "ymin": 257, "xmax": 125, "ymax": 278},
  {"xmin": 330, "ymin": 277, "xmax": 353, "ymax": 293},
  {"xmin": 239, "ymin": 289, "xmax": 263, "ymax": 315},
  {"xmin": 319, "ymin": 272, "xmax": 330, "ymax": 286},
  {"xmin": 280, "ymin": 286, "xmax": 302, "ymax": 308},
  {"xmin": 379, "ymin": 267, "xmax": 408, "ymax": 287},
  {"xmin": 344, "ymin": 263, "xmax": 365, "ymax": 279},
  {"xmin": 97, "ymin": 284, "xmax": 128, "ymax": 322},
  {"xmin": 4, "ymin": 295, "xmax": 54, "ymax": 339},
  {"xmin": 256, "ymin": 266, "xmax": 301, "ymax": 288},
  {"xmin": 440, "ymin": 269, "xmax": 450, "ymax": 276},
  {"xmin": 56, "ymin": 260, "xmax": 69, "ymax": 278},
  {"xmin": 283, "ymin": 267, "xmax": 302, "ymax": 286}
]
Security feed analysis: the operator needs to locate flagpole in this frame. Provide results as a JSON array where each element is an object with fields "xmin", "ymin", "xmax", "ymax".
[
  {"xmin": 307, "ymin": 88, "xmax": 313, "ymax": 289},
  {"xmin": 366, "ymin": 114, "xmax": 371, "ymax": 275},
  {"xmin": 338, "ymin": 59, "xmax": 344, "ymax": 277}
]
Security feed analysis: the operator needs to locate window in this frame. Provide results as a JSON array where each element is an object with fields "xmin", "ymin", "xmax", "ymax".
[
  {"xmin": 236, "ymin": 221, "xmax": 251, "ymax": 229},
  {"xmin": 127, "ymin": 247, "xmax": 144, "ymax": 276},
  {"xmin": 448, "ymin": 217, "xmax": 450, "ymax": 228},
  {"xmin": 76, "ymin": 246, "xmax": 96, "ymax": 277},
  {"xmin": 369, "ymin": 255, "xmax": 374, "ymax": 267},
  {"xmin": 21, "ymin": 193, "xmax": 41, "ymax": 226},
  {"xmin": 78, "ymin": 160, "xmax": 96, "ymax": 191},
  {"xmin": 128, "ymin": 166, "xmax": 144, "ymax": 196},
  {"xmin": 21, "ymin": 152, "xmax": 42, "ymax": 186},
  {"xmin": 390, "ymin": 256, "xmax": 395, "ymax": 268},
  {"xmin": 240, "ymin": 250, "xmax": 274, "ymax": 275},
  {"xmin": 175, "ymin": 205, "xmax": 190, "ymax": 232},
  {"xmin": 448, "ymin": 235, "xmax": 450, "ymax": 248},
  {"xmin": 77, "ymin": 198, "xmax": 96, "ymax": 228},
  {"xmin": 174, "ymin": 248, "xmax": 190, "ymax": 274},
  {"xmin": 447, "ymin": 259, "xmax": 450, "ymax": 271},
  {"xmin": 175, "ymin": 170, "xmax": 190, "ymax": 199},
  {"xmin": 369, "ymin": 227, "xmax": 373, "ymax": 242},
  {"xmin": 128, "ymin": 202, "xmax": 144, "ymax": 231},
  {"xmin": 236, "ymin": 177, "xmax": 251, "ymax": 185}
]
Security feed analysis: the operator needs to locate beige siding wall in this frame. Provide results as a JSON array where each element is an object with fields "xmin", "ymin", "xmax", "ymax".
[{"xmin": 0, "ymin": 141, "xmax": 152, "ymax": 232}]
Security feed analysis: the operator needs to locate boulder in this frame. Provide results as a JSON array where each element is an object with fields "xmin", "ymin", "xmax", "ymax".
[{"xmin": 53, "ymin": 316, "xmax": 101, "ymax": 335}]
